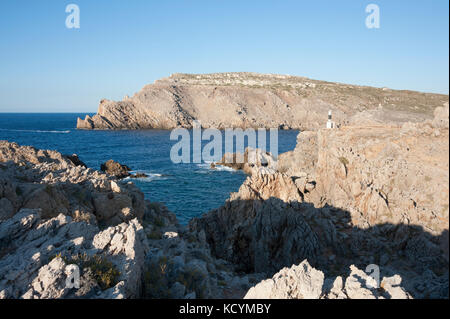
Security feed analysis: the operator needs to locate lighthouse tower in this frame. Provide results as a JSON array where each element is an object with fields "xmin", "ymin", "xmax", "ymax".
[{"xmin": 326, "ymin": 110, "xmax": 336, "ymax": 129}]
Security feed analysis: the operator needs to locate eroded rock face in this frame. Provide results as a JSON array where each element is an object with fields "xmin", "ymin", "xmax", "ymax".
[
  {"xmin": 76, "ymin": 73, "xmax": 447, "ymax": 131},
  {"xmin": 190, "ymin": 173, "xmax": 330, "ymax": 273},
  {"xmin": 278, "ymin": 130, "xmax": 318, "ymax": 178},
  {"xmin": 313, "ymin": 123, "xmax": 449, "ymax": 235}
]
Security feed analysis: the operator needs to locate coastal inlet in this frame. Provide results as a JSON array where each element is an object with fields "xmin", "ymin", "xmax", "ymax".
[{"xmin": 0, "ymin": 113, "xmax": 299, "ymax": 224}]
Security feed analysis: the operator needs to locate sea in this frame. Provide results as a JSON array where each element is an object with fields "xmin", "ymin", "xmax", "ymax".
[{"xmin": 0, "ymin": 113, "xmax": 299, "ymax": 224}]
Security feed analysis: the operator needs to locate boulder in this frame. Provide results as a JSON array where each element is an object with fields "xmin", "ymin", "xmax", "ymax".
[
  {"xmin": 100, "ymin": 160, "xmax": 131, "ymax": 179},
  {"xmin": 244, "ymin": 260, "xmax": 324, "ymax": 299}
]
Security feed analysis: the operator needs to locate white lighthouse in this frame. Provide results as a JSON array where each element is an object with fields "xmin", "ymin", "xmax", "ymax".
[{"xmin": 326, "ymin": 110, "xmax": 336, "ymax": 129}]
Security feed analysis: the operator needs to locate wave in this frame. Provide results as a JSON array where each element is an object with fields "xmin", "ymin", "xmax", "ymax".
[
  {"xmin": 196, "ymin": 162, "xmax": 237, "ymax": 172},
  {"xmin": 0, "ymin": 128, "xmax": 71, "ymax": 134},
  {"xmin": 124, "ymin": 171, "xmax": 168, "ymax": 182},
  {"xmin": 212, "ymin": 165, "xmax": 236, "ymax": 172}
]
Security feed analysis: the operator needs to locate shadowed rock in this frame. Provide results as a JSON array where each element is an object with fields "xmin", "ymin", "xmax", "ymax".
[{"xmin": 100, "ymin": 160, "xmax": 131, "ymax": 179}]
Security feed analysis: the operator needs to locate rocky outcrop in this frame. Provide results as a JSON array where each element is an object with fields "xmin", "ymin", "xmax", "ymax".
[
  {"xmin": 212, "ymin": 147, "xmax": 278, "ymax": 175},
  {"xmin": 244, "ymin": 260, "xmax": 325, "ymax": 299},
  {"xmin": 141, "ymin": 202, "xmax": 264, "ymax": 299},
  {"xmin": 100, "ymin": 160, "xmax": 131, "ymax": 179},
  {"xmin": 306, "ymin": 104, "xmax": 449, "ymax": 235},
  {"xmin": 278, "ymin": 130, "xmax": 318, "ymax": 177},
  {"xmin": 0, "ymin": 209, "xmax": 148, "ymax": 299},
  {"xmin": 76, "ymin": 73, "xmax": 448, "ymax": 130},
  {"xmin": 245, "ymin": 260, "xmax": 411, "ymax": 299},
  {"xmin": 0, "ymin": 141, "xmax": 145, "ymax": 225},
  {"xmin": 100, "ymin": 160, "xmax": 152, "ymax": 179},
  {"xmin": 279, "ymin": 104, "xmax": 449, "ymax": 238}
]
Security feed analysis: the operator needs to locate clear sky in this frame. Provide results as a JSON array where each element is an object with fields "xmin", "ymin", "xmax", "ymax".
[{"xmin": 0, "ymin": 0, "xmax": 448, "ymax": 112}]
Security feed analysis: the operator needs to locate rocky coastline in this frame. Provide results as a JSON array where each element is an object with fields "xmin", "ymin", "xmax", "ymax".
[{"xmin": 1, "ymin": 103, "xmax": 449, "ymax": 299}]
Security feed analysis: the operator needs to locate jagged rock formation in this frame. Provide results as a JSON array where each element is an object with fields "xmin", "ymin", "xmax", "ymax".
[
  {"xmin": 0, "ymin": 209, "xmax": 148, "ymax": 298},
  {"xmin": 76, "ymin": 73, "xmax": 448, "ymax": 130},
  {"xmin": 191, "ymin": 105, "xmax": 449, "ymax": 299},
  {"xmin": 0, "ymin": 141, "xmax": 145, "ymax": 225},
  {"xmin": 0, "ymin": 141, "xmax": 155, "ymax": 298},
  {"xmin": 244, "ymin": 260, "xmax": 412, "ymax": 299}
]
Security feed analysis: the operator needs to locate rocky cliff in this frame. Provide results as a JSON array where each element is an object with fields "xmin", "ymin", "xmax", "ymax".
[
  {"xmin": 76, "ymin": 73, "xmax": 448, "ymax": 130},
  {"xmin": 190, "ymin": 104, "xmax": 449, "ymax": 299}
]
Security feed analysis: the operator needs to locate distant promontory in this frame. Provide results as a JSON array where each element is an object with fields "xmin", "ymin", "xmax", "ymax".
[{"xmin": 77, "ymin": 72, "xmax": 448, "ymax": 130}]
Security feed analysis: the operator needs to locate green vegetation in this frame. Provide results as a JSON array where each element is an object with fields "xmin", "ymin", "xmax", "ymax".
[
  {"xmin": 147, "ymin": 228, "xmax": 163, "ymax": 240},
  {"xmin": 144, "ymin": 256, "xmax": 172, "ymax": 298},
  {"xmin": 143, "ymin": 256, "xmax": 207, "ymax": 299},
  {"xmin": 338, "ymin": 157, "xmax": 349, "ymax": 166},
  {"xmin": 153, "ymin": 216, "xmax": 165, "ymax": 228},
  {"xmin": 175, "ymin": 267, "xmax": 207, "ymax": 298}
]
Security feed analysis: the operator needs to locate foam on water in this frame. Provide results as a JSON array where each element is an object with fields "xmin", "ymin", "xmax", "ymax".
[
  {"xmin": 0, "ymin": 128, "xmax": 71, "ymax": 134},
  {"xmin": 124, "ymin": 171, "xmax": 168, "ymax": 182},
  {"xmin": 0, "ymin": 113, "xmax": 299, "ymax": 224}
]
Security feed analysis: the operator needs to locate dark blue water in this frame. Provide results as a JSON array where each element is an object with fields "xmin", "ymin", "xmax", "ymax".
[{"xmin": 0, "ymin": 113, "xmax": 299, "ymax": 224}]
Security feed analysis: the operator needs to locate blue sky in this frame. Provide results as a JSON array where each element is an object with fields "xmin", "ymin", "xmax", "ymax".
[{"xmin": 0, "ymin": 0, "xmax": 448, "ymax": 112}]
